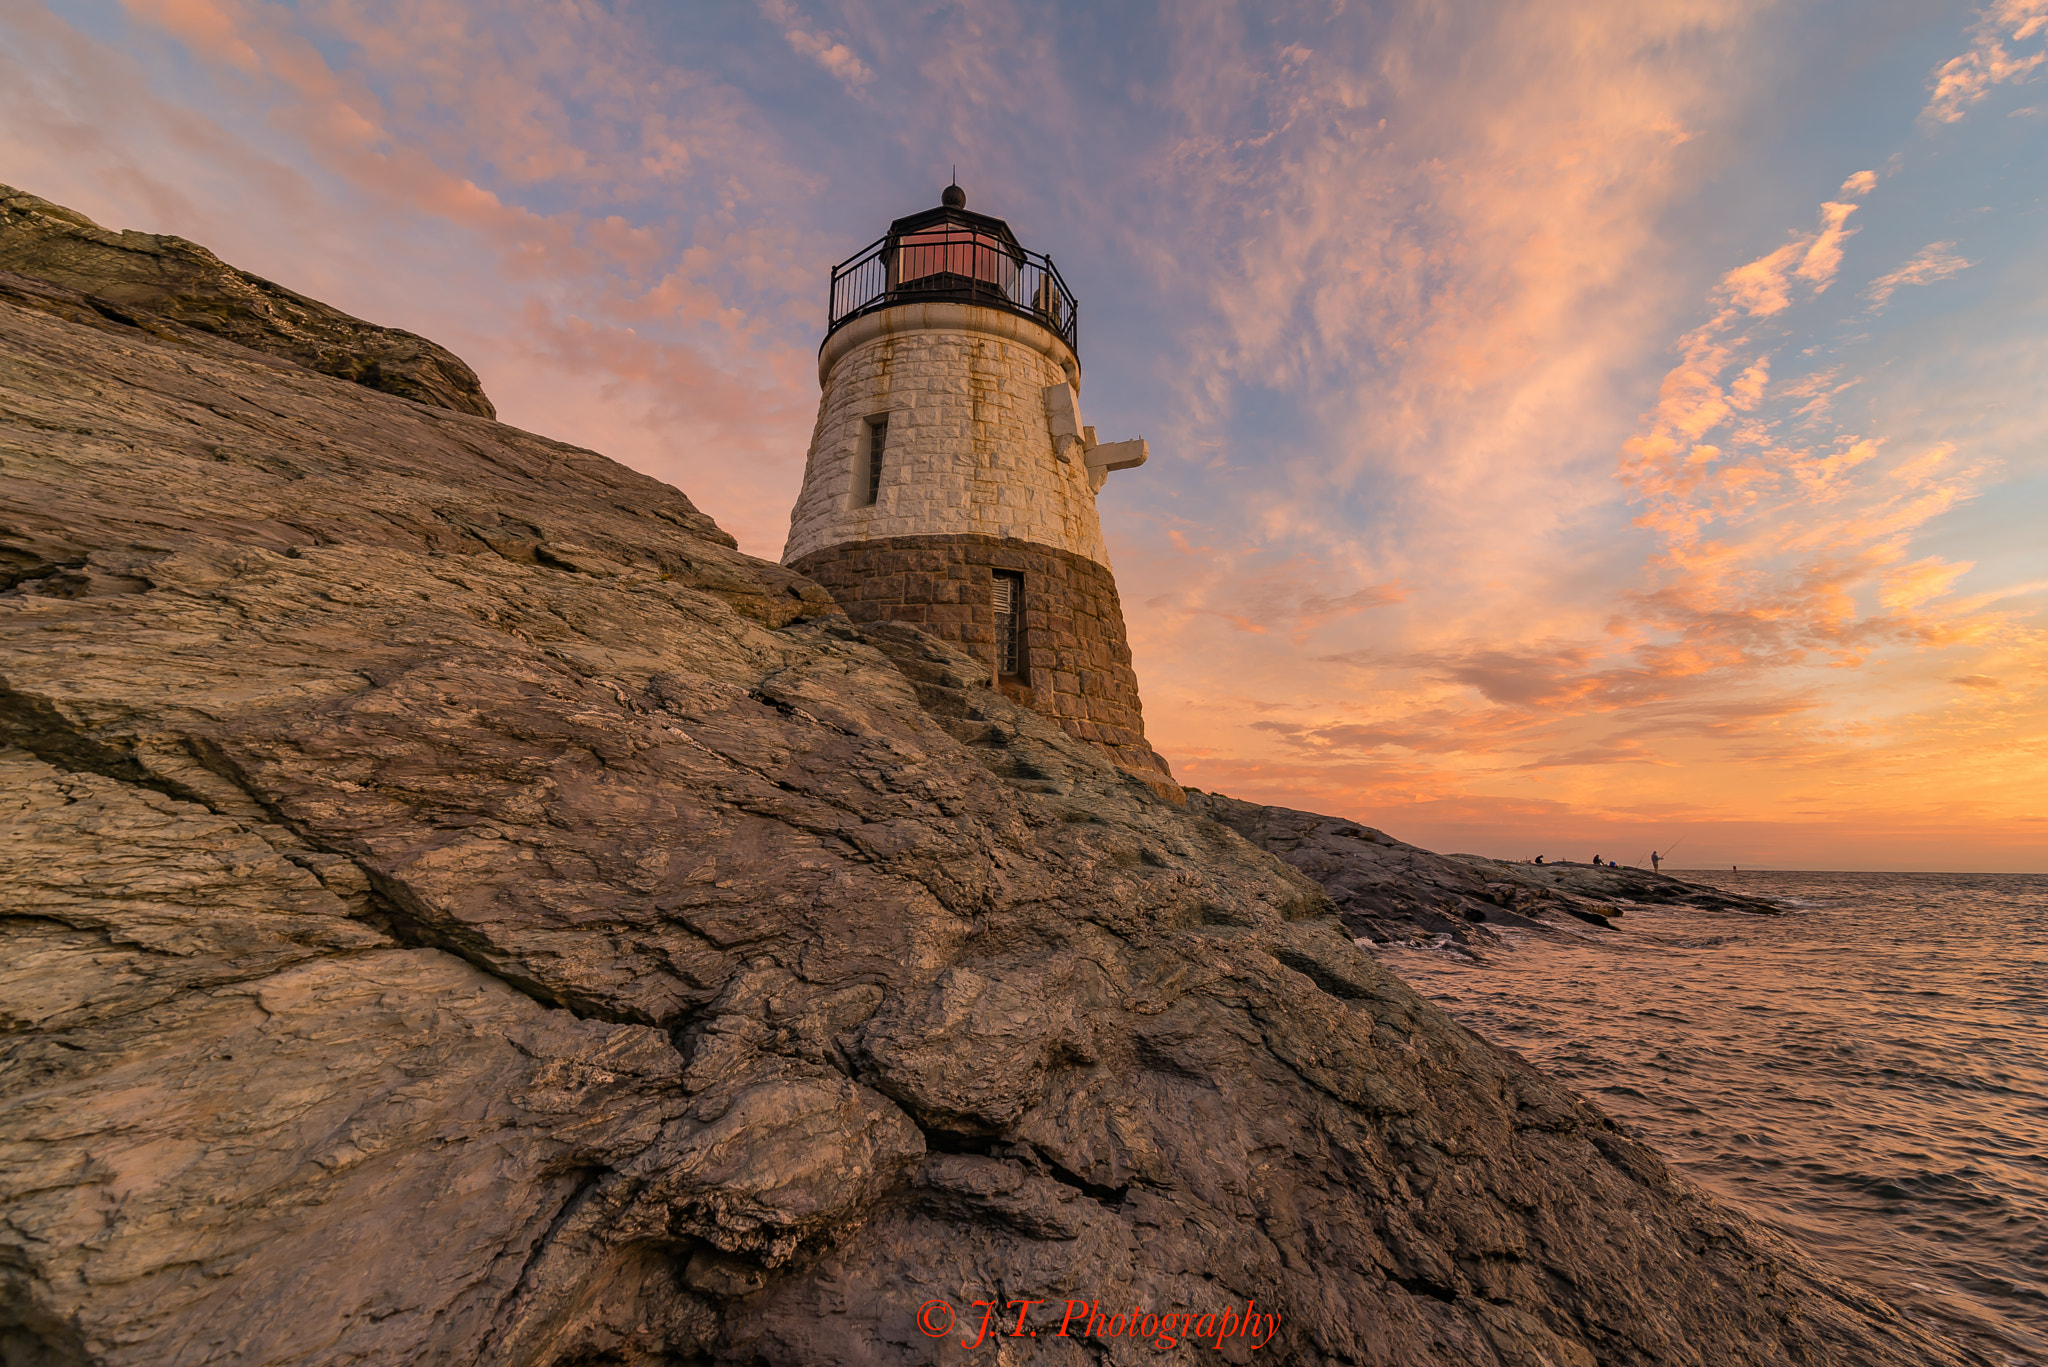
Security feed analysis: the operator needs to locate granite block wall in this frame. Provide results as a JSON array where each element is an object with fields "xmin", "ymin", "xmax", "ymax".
[{"xmin": 790, "ymin": 533, "xmax": 1173, "ymax": 783}]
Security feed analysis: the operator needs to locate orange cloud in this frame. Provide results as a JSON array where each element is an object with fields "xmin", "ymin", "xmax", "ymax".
[
  {"xmin": 1865, "ymin": 242, "xmax": 1974, "ymax": 311},
  {"xmin": 1717, "ymin": 201, "xmax": 1859, "ymax": 316},
  {"xmin": 11, "ymin": 0, "xmax": 2043, "ymax": 871},
  {"xmin": 1924, "ymin": 0, "xmax": 2048, "ymax": 123},
  {"xmin": 1882, "ymin": 557, "xmax": 1976, "ymax": 611},
  {"xmin": 1122, "ymin": 3, "xmax": 2045, "ymax": 871}
]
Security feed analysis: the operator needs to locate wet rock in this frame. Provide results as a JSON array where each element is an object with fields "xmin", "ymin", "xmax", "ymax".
[
  {"xmin": 1, "ymin": 182, "xmax": 496, "ymax": 418},
  {"xmin": 0, "ymin": 205, "xmax": 1980, "ymax": 1366}
]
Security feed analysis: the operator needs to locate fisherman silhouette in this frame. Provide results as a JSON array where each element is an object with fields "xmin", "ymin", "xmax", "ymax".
[
  {"xmin": 1534, "ymin": 855, "xmax": 1545, "ymax": 865},
  {"xmin": 1651, "ymin": 850, "xmax": 1661, "ymax": 871}
]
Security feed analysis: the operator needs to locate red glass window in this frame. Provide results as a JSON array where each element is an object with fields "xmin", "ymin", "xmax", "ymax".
[{"xmin": 891, "ymin": 227, "xmax": 1018, "ymax": 299}]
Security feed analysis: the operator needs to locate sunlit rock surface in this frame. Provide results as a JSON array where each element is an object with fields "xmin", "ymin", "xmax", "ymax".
[
  {"xmin": 0, "ymin": 185, "xmax": 495, "ymax": 419},
  {"xmin": 0, "ymin": 210, "xmax": 1979, "ymax": 1366}
]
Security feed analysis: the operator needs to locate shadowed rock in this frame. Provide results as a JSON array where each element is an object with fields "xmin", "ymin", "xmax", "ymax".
[
  {"xmin": 1, "ymin": 183, "xmax": 495, "ymax": 418},
  {"xmin": 0, "ymin": 201, "xmax": 1983, "ymax": 1366},
  {"xmin": 1187, "ymin": 790, "xmax": 1521, "ymax": 949},
  {"xmin": 1188, "ymin": 789, "xmax": 1784, "ymax": 948},
  {"xmin": 1447, "ymin": 853, "xmax": 1786, "ymax": 919}
]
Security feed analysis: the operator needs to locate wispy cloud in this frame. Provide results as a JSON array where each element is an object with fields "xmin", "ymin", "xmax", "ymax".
[
  {"xmin": 1111, "ymin": 0, "xmax": 2047, "ymax": 868},
  {"xmin": 758, "ymin": 0, "xmax": 873, "ymax": 90},
  {"xmin": 1924, "ymin": 0, "xmax": 2048, "ymax": 123},
  {"xmin": 4, "ymin": 0, "xmax": 2043, "ymax": 871},
  {"xmin": 69, "ymin": 0, "xmax": 834, "ymax": 550},
  {"xmin": 1610, "ymin": 171, "xmax": 2028, "ymax": 795},
  {"xmin": 1865, "ymin": 242, "xmax": 1974, "ymax": 311}
]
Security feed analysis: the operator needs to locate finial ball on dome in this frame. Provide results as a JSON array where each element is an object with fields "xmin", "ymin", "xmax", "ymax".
[{"xmin": 941, "ymin": 183, "xmax": 966, "ymax": 208}]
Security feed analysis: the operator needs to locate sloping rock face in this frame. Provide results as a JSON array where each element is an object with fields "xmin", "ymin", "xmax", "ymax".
[
  {"xmin": 0, "ymin": 184, "xmax": 495, "ymax": 419},
  {"xmin": 1447, "ymin": 854, "xmax": 1785, "ymax": 918},
  {"xmin": 1187, "ymin": 791, "xmax": 1781, "ymax": 950},
  {"xmin": 1186, "ymin": 792, "xmax": 1518, "ymax": 950},
  {"xmin": 0, "ymin": 230, "xmax": 1980, "ymax": 1365}
]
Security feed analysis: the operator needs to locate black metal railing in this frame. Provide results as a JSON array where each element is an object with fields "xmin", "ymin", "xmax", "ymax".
[{"xmin": 827, "ymin": 225, "xmax": 1078, "ymax": 352}]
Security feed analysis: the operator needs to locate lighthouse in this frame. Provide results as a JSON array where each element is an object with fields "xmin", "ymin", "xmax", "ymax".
[{"xmin": 781, "ymin": 184, "xmax": 1174, "ymax": 789}]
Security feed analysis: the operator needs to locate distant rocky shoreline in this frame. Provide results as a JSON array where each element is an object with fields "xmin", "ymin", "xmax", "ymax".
[
  {"xmin": 1188, "ymin": 790, "xmax": 1782, "ymax": 952},
  {"xmin": 0, "ymin": 188, "xmax": 1979, "ymax": 1367}
]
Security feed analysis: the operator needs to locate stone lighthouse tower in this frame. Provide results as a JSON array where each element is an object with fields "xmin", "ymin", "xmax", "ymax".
[{"xmin": 781, "ymin": 184, "xmax": 1173, "ymax": 787}]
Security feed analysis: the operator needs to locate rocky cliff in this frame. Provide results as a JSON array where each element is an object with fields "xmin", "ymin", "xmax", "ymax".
[
  {"xmin": 0, "ymin": 207, "xmax": 1982, "ymax": 1366},
  {"xmin": 0, "ymin": 185, "xmax": 495, "ymax": 419}
]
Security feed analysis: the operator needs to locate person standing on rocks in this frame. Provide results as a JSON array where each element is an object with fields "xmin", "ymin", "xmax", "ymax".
[{"xmin": 1651, "ymin": 850, "xmax": 1661, "ymax": 871}]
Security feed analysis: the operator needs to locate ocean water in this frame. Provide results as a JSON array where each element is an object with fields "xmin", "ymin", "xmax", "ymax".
[{"xmin": 1376, "ymin": 870, "xmax": 2048, "ymax": 1366}]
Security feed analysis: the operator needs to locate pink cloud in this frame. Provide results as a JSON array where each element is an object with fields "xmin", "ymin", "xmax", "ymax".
[
  {"xmin": 758, "ymin": 0, "xmax": 874, "ymax": 89},
  {"xmin": 69, "ymin": 0, "xmax": 833, "ymax": 552},
  {"xmin": 121, "ymin": 0, "xmax": 262, "ymax": 71},
  {"xmin": 9, "ymin": 0, "xmax": 2043, "ymax": 872}
]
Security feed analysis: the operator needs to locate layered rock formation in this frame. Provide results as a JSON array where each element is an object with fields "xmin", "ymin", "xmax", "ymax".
[
  {"xmin": 1189, "ymin": 791, "xmax": 1781, "ymax": 950},
  {"xmin": 0, "ymin": 185, "xmax": 494, "ymax": 419},
  {"xmin": 0, "ymin": 206, "xmax": 1982, "ymax": 1366}
]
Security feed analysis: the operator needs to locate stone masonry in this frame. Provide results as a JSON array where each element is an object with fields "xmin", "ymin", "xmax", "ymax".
[
  {"xmin": 789, "ymin": 533, "xmax": 1174, "ymax": 784},
  {"xmin": 781, "ymin": 304, "xmax": 1111, "ymax": 568}
]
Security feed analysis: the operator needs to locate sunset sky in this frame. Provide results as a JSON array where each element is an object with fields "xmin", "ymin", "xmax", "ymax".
[{"xmin": 4, "ymin": 0, "xmax": 2042, "ymax": 871}]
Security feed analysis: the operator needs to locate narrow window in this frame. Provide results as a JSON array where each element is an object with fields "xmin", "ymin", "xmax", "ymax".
[
  {"xmin": 863, "ymin": 414, "xmax": 888, "ymax": 506},
  {"xmin": 992, "ymin": 570, "xmax": 1024, "ymax": 679}
]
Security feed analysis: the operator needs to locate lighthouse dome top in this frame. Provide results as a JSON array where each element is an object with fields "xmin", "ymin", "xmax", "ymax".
[{"xmin": 825, "ymin": 185, "xmax": 1079, "ymax": 354}]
